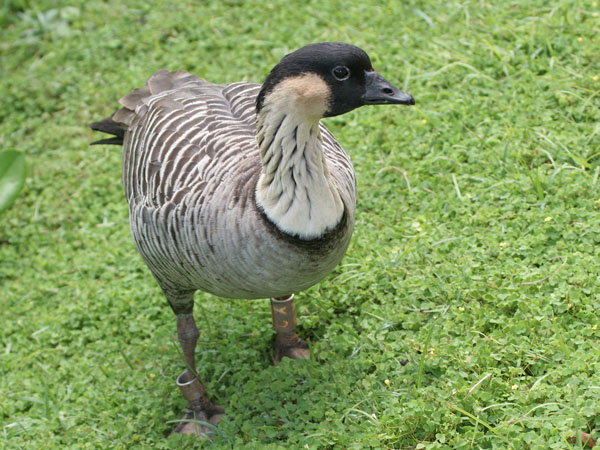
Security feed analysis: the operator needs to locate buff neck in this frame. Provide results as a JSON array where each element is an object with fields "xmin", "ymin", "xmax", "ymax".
[{"xmin": 255, "ymin": 74, "xmax": 344, "ymax": 240}]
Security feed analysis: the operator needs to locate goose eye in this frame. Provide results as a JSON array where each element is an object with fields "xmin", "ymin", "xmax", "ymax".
[{"xmin": 331, "ymin": 66, "xmax": 350, "ymax": 81}]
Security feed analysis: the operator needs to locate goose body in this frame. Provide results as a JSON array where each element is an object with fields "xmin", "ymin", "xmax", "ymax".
[
  {"xmin": 119, "ymin": 74, "xmax": 356, "ymax": 306},
  {"xmin": 91, "ymin": 42, "xmax": 414, "ymax": 437}
]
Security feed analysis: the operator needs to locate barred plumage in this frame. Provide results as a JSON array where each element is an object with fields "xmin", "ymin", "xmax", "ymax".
[
  {"xmin": 90, "ymin": 42, "xmax": 414, "ymax": 438},
  {"xmin": 104, "ymin": 70, "xmax": 356, "ymax": 311}
]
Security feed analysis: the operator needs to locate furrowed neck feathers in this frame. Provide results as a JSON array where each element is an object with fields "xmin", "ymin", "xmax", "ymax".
[{"xmin": 255, "ymin": 73, "xmax": 344, "ymax": 240}]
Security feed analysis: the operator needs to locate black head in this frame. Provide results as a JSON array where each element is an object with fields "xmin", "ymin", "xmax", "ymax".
[{"xmin": 256, "ymin": 42, "xmax": 414, "ymax": 117}]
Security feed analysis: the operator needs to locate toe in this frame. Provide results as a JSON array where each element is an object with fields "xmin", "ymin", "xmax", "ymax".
[
  {"xmin": 274, "ymin": 343, "xmax": 311, "ymax": 363},
  {"xmin": 287, "ymin": 346, "xmax": 310, "ymax": 360},
  {"xmin": 209, "ymin": 412, "xmax": 225, "ymax": 426},
  {"xmin": 171, "ymin": 408, "xmax": 209, "ymax": 437},
  {"xmin": 171, "ymin": 404, "xmax": 225, "ymax": 439}
]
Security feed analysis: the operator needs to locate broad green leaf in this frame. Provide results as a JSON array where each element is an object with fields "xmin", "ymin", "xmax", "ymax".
[{"xmin": 0, "ymin": 150, "xmax": 26, "ymax": 214}]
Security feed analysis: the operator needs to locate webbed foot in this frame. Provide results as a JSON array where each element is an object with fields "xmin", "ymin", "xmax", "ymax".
[
  {"xmin": 274, "ymin": 332, "xmax": 310, "ymax": 363},
  {"xmin": 170, "ymin": 371, "xmax": 225, "ymax": 439}
]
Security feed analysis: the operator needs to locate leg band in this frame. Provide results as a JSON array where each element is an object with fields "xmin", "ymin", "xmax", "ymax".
[
  {"xmin": 176, "ymin": 371, "xmax": 205, "ymax": 405},
  {"xmin": 270, "ymin": 294, "xmax": 296, "ymax": 334}
]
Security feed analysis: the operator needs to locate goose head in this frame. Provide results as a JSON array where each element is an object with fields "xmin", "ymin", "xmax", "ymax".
[{"xmin": 256, "ymin": 42, "xmax": 414, "ymax": 121}]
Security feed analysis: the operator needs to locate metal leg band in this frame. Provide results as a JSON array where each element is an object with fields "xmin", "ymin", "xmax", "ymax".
[
  {"xmin": 176, "ymin": 371, "xmax": 205, "ymax": 405},
  {"xmin": 270, "ymin": 294, "xmax": 296, "ymax": 334}
]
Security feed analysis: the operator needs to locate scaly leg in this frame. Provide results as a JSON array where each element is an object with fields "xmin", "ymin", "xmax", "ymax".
[
  {"xmin": 166, "ymin": 293, "xmax": 224, "ymax": 438},
  {"xmin": 271, "ymin": 294, "xmax": 310, "ymax": 363}
]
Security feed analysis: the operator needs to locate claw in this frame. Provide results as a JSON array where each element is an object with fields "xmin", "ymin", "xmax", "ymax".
[
  {"xmin": 170, "ymin": 404, "xmax": 225, "ymax": 438},
  {"xmin": 274, "ymin": 333, "xmax": 311, "ymax": 363},
  {"xmin": 170, "ymin": 371, "xmax": 225, "ymax": 439}
]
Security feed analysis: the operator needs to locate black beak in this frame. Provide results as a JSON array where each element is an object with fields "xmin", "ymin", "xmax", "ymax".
[{"xmin": 362, "ymin": 71, "xmax": 415, "ymax": 106}]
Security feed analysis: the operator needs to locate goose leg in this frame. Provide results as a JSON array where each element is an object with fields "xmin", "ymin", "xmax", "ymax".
[
  {"xmin": 167, "ymin": 293, "xmax": 224, "ymax": 438},
  {"xmin": 271, "ymin": 294, "xmax": 310, "ymax": 362}
]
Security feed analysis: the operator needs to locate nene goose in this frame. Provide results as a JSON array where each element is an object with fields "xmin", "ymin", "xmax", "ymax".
[{"xmin": 91, "ymin": 42, "xmax": 414, "ymax": 437}]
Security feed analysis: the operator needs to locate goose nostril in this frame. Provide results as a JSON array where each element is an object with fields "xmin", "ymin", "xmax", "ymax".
[{"xmin": 382, "ymin": 87, "xmax": 394, "ymax": 95}]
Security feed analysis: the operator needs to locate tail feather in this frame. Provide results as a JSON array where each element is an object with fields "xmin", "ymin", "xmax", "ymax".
[
  {"xmin": 89, "ymin": 69, "xmax": 198, "ymax": 146},
  {"xmin": 90, "ymin": 116, "xmax": 125, "ymax": 145},
  {"xmin": 90, "ymin": 136, "xmax": 124, "ymax": 146}
]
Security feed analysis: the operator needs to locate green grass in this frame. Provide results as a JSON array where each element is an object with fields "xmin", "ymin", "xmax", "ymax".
[{"xmin": 1, "ymin": 0, "xmax": 599, "ymax": 448}]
